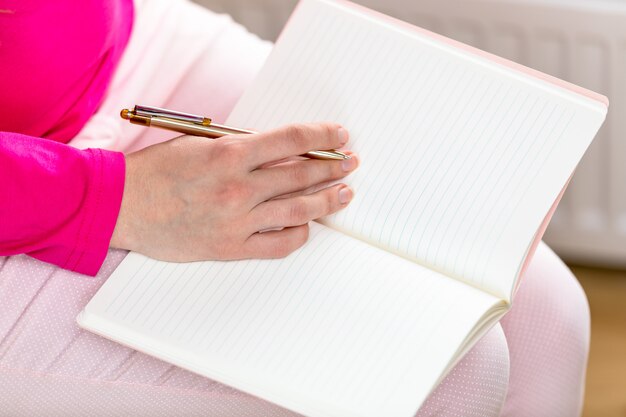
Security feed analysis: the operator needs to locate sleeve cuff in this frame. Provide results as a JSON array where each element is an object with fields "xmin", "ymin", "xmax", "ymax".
[{"xmin": 65, "ymin": 148, "xmax": 126, "ymax": 276}]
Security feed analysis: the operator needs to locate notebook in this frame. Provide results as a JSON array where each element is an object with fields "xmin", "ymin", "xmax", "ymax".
[{"xmin": 77, "ymin": 0, "xmax": 608, "ymax": 416}]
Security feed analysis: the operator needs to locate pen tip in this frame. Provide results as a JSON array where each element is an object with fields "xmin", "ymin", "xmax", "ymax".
[{"xmin": 120, "ymin": 109, "xmax": 130, "ymax": 120}]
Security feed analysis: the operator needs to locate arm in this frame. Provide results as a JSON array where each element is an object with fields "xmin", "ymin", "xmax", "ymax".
[
  {"xmin": 2, "ymin": 125, "xmax": 358, "ymax": 276},
  {"xmin": 0, "ymin": 132, "xmax": 125, "ymax": 276},
  {"xmin": 0, "ymin": 1, "xmax": 358, "ymax": 276}
]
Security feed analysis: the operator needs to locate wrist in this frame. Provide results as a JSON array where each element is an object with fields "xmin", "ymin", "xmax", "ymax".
[{"xmin": 110, "ymin": 152, "xmax": 137, "ymax": 251}]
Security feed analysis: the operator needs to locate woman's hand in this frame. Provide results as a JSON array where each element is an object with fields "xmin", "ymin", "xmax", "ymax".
[{"xmin": 110, "ymin": 123, "xmax": 358, "ymax": 261}]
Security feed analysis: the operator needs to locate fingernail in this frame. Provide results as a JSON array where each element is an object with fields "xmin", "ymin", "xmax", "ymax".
[
  {"xmin": 338, "ymin": 127, "xmax": 349, "ymax": 146},
  {"xmin": 338, "ymin": 186, "xmax": 353, "ymax": 204},
  {"xmin": 341, "ymin": 155, "xmax": 357, "ymax": 171}
]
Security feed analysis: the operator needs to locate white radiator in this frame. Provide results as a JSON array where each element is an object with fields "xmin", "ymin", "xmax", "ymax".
[{"xmin": 195, "ymin": 0, "xmax": 626, "ymax": 267}]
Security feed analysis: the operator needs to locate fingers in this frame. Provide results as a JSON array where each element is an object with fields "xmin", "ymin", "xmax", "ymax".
[
  {"xmin": 246, "ymin": 123, "xmax": 349, "ymax": 168},
  {"xmin": 251, "ymin": 154, "xmax": 358, "ymax": 202},
  {"xmin": 250, "ymin": 184, "xmax": 354, "ymax": 231},
  {"xmin": 243, "ymin": 224, "xmax": 310, "ymax": 258}
]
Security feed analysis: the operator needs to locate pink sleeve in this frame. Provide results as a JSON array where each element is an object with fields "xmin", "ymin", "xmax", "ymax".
[{"xmin": 0, "ymin": 132, "xmax": 125, "ymax": 276}]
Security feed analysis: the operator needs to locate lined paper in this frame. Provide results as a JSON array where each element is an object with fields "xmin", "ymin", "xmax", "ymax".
[
  {"xmin": 81, "ymin": 223, "xmax": 502, "ymax": 417},
  {"xmin": 227, "ymin": 0, "xmax": 606, "ymax": 300}
]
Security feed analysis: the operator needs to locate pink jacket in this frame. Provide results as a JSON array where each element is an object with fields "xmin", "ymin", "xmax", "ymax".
[{"xmin": 0, "ymin": 0, "xmax": 133, "ymax": 275}]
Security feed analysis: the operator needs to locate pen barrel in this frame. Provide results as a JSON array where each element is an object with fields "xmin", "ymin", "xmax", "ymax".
[
  {"xmin": 305, "ymin": 150, "xmax": 348, "ymax": 160},
  {"xmin": 137, "ymin": 114, "xmax": 348, "ymax": 160},
  {"xmin": 150, "ymin": 117, "xmax": 237, "ymax": 138},
  {"xmin": 209, "ymin": 122, "xmax": 256, "ymax": 136}
]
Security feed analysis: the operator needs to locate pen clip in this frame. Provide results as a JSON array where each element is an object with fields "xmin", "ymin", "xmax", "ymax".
[{"xmin": 133, "ymin": 105, "xmax": 212, "ymax": 126}]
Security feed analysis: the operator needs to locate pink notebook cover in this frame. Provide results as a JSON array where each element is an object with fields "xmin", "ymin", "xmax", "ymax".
[
  {"xmin": 515, "ymin": 179, "xmax": 569, "ymax": 295},
  {"xmin": 276, "ymin": 0, "xmax": 607, "ymax": 293}
]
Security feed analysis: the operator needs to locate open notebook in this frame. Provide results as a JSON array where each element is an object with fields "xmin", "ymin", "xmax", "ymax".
[{"xmin": 77, "ymin": 0, "xmax": 608, "ymax": 416}]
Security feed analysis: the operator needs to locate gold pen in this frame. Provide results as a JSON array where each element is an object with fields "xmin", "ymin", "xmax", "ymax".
[{"xmin": 120, "ymin": 105, "xmax": 349, "ymax": 161}]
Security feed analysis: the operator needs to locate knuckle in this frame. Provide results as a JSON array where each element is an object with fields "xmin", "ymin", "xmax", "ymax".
[
  {"xmin": 288, "ymin": 199, "xmax": 310, "ymax": 223},
  {"xmin": 289, "ymin": 164, "xmax": 311, "ymax": 186},
  {"xmin": 321, "ymin": 123, "xmax": 336, "ymax": 140},
  {"xmin": 285, "ymin": 123, "xmax": 308, "ymax": 145},
  {"xmin": 322, "ymin": 190, "xmax": 335, "ymax": 214},
  {"xmin": 210, "ymin": 138, "xmax": 229, "ymax": 154},
  {"xmin": 215, "ymin": 140, "xmax": 247, "ymax": 163},
  {"xmin": 328, "ymin": 160, "xmax": 343, "ymax": 179}
]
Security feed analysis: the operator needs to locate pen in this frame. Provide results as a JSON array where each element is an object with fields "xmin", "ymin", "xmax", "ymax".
[{"xmin": 120, "ymin": 105, "xmax": 350, "ymax": 161}]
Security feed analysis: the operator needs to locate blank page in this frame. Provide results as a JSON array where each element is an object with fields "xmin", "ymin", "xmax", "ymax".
[
  {"xmin": 226, "ymin": 0, "xmax": 606, "ymax": 301},
  {"xmin": 79, "ymin": 223, "xmax": 503, "ymax": 417}
]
